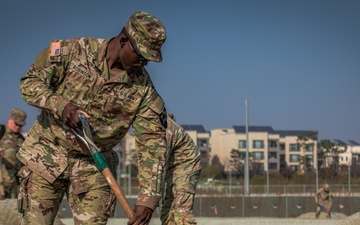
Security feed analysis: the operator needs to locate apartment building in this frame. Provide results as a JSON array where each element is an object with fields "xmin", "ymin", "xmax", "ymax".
[
  {"xmin": 181, "ymin": 125, "xmax": 211, "ymax": 166},
  {"xmin": 336, "ymin": 140, "xmax": 360, "ymax": 175},
  {"xmin": 210, "ymin": 126, "xmax": 318, "ymax": 175},
  {"xmin": 120, "ymin": 125, "xmax": 211, "ymax": 171}
]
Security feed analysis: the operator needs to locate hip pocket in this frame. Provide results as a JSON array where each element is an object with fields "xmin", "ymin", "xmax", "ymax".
[{"xmin": 17, "ymin": 166, "xmax": 32, "ymax": 214}]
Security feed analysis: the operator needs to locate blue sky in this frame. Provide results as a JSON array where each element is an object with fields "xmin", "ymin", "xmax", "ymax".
[{"xmin": 0, "ymin": 0, "xmax": 359, "ymax": 142}]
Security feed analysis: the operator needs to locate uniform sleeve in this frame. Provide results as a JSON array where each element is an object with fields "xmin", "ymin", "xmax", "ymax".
[
  {"xmin": 132, "ymin": 85, "xmax": 167, "ymax": 210},
  {"xmin": 20, "ymin": 40, "xmax": 71, "ymax": 119}
]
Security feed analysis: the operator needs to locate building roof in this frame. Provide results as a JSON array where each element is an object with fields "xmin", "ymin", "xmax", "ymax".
[
  {"xmin": 276, "ymin": 130, "xmax": 317, "ymax": 138},
  {"xmin": 333, "ymin": 139, "xmax": 360, "ymax": 146},
  {"xmin": 233, "ymin": 126, "xmax": 274, "ymax": 133},
  {"xmin": 181, "ymin": 125, "xmax": 207, "ymax": 133},
  {"xmin": 233, "ymin": 125, "xmax": 317, "ymax": 138},
  {"xmin": 348, "ymin": 140, "xmax": 360, "ymax": 146}
]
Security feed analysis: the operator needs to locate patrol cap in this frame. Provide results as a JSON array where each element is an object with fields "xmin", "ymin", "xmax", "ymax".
[
  {"xmin": 125, "ymin": 11, "xmax": 166, "ymax": 62},
  {"xmin": 10, "ymin": 108, "xmax": 27, "ymax": 126}
]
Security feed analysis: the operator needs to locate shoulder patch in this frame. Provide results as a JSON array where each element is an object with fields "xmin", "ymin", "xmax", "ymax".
[{"xmin": 50, "ymin": 41, "xmax": 61, "ymax": 56}]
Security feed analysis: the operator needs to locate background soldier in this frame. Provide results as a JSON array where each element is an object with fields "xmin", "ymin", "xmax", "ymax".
[
  {"xmin": 0, "ymin": 108, "xmax": 26, "ymax": 199},
  {"xmin": 161, "ymin": 113, "xmax": 201, "ymax": 224},
  {"xmin": 315, "ymin": 183, "xmax": 333, "ymax": 219},
  {"xmin": 17, "ymin": 11, "xmax": 168, "ymax": 225}
]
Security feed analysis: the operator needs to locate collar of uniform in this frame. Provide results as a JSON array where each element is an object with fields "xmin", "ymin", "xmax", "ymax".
[{"xmin": 94, "ymin": 37, "xmax": 114, "ymax": 73}]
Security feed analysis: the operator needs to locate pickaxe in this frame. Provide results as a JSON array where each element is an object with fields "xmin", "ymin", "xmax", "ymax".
[{"xmin": 72, "ymin": 113, "xmax": 134, "ymax": 219}]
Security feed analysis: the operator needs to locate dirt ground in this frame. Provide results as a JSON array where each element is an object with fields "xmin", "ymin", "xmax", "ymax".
[{"xmin": 2, "ymin": 198, "xmax": 359, "ymax": 225}]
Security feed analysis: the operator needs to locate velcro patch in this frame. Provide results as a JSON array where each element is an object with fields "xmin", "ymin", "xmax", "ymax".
[{"xmin": 50, "ymin": 41, "xmax": 61, "ymax": 56}]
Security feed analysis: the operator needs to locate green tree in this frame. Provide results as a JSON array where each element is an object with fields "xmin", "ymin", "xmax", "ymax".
[
  {"xmin": 297, "ymin": 131, "xmax": 317, "ymax": 174},
  {"xmin": 318, "ymin": 139, "xmax": 347, "ymax": 172}
]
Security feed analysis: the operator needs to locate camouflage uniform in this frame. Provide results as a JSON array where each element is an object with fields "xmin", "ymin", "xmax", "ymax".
[
  {"xmin": 160, "ymin": 114, "xmax": 201, "ymax": 225},
  {"xmin": 17, "ymin": 11, "xmax": 167, "ymax": 225},
  {"xmin": 315, "ymin": 184, "xmax": 333, "ymax": 219},
  {"xmin": 0, "ymin": 108, "xmax": 26, "ymax": 198}
]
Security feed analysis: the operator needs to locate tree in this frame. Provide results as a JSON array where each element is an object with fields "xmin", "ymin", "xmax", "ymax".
[
  {"xmin": 229, "ymin": 149, "xmax": 242, "ymax": 175},
  {"xmin": 297, "ymin": 131, "xmax": 317, "ymax": 174},
  {"xmin": 317, "ymin": 139, "xmax": 347, "ymax": 172}
]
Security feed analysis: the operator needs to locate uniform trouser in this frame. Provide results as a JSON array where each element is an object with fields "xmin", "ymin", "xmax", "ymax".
[
  {"xmin": 1, "ymin": 165, "xmax": 18, "ymax": 198},
  {"xmin": 315, "ymin": 203, "xmax": 331, "ymax": 218},
  {"xmin": 160, "ymin": 168, "xmax": 201, "ymax": 225},
  {"xmin": 160, "ymin": 140, "xmax": 201, "ymax": 225},
  {"xmin": 17, "ymin": 152, "xmax": 118, "ymax": 225}
]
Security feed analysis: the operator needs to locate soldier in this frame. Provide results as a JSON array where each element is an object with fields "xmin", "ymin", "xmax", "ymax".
[
  {"xmin": 17, "ymin": 11, "xmax": 168, "ymax": 225},
  {"xmin": 315, "ymin": 183, "xmax": 333, "ymax": 219},
  {"xmin": 160, "ymin": 113, "xmax": 201, "ymax": 224},
  {"xmin": 0, "ymin": 108, "xmax": 26, "ymax": 199}
]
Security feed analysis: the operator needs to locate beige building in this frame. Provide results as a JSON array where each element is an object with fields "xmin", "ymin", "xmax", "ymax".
[
  {"xmin": 181, "ymin": 125, "xmax": 211, "ymax": 166},
  {"xmin": 210, "ymin": 126, "xmax": 318, "ymax": 175},
  {"xmin": 119, "ymin": 124, "xmax": 211, "ymax": 173}
]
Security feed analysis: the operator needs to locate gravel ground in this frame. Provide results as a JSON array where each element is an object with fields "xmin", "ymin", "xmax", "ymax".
[
  {"xmin": 60, "ymin": 217, "xmax": 341, "ymax": 225},
  {"xmin": 61, "ymin": 211, "xmax": 360, "ymax": 225}
]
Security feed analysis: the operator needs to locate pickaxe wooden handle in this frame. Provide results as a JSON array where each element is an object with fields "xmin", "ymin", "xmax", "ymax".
[{"xmin": 72, "ymin": 113, "xmax": 134, "ymax": 219}]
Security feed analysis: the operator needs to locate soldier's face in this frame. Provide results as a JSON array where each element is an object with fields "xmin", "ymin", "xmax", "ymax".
[
  {"xmin": 121, "ymin": 33, "xmax": 148, "ymax": 74},
  {"xmin": 8, "ymin": 118, "xmax": 22, "ymax": 133}
]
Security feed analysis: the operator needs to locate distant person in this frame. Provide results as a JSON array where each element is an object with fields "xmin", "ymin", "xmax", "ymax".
[
  {"xmin": 161, "ymin": 113, "xmax": 201, "ymax": 224},
  {"xmin": 315, "ymin": 183, "xmax": 333, "ymax": 219},
  {"xmin": 0, "ymin": 108, "xmax": 26, "ymax": 198}
]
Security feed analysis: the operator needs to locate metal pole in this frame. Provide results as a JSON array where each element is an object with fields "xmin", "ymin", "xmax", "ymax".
[
  {"xmin": 229, "ymin": 165, "xmax": 232, "ymax": 196},
  {"xmin": 315, "ymin": 142, "xmax": 318, "ymax": 192},
  {"xmin": 128, "ymin": 163, "xmax": 131, "ymax": 195},
  {"xmin": 266, "ymin": 161, "xmax": 269, "ymax": 194},
  {"xmin": 244, "ymin": 99, "xmax": 249, "ymax": 196},
  {"xmin": 128, "ymin": 144, "xmax": 133, "ymax": 196},
  {"xmin": 348, "ymin": 164, "xmax": 351, "ymax": 193}
]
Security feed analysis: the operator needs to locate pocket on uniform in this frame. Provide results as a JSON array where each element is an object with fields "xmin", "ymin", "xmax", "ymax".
[
  {"xmin": 104, "ymin": 190, "xmax": 117, "ymax": 217},
  {"xmin": 17, "ymin": 166, "xmax": 32, "ymax": 214}
]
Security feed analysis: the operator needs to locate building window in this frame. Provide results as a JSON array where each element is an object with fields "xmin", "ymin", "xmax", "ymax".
[
  {"xmin": 198, "ymin": 139, "xmax": 207, "ymax": 147},
  {"xmin": 290, "ymin": 165, "xmax": 299, "ymax": 171},
  {"xmin": 269, "ymin": 140, "xmax": 277, "ymax": 148},
  {"xmin": 252, "ymin": 163, "xmax": 264, "ymax": 173},
  {"xmin": 289, "ymin": 154, "xmax": 301, "ymax": 162},
  {"xmin": 280, "ymin": 143, "xmax": 285, "ymax": 151},
  {"xmin": 200, "ymin": 151, "xmax": 207, "ymax": 158},
  {"xmin": 306, "ymin": 144, "xmax": 314, "ymax": 152},
  {"xmin": 269, "ymin": 152, "xmax": 277, "ymax": 159},
  {"xmin": 238, "ymin": 140, "xmax": 246, "ymax": 149},
  {"xmin": 253, "ymin": 140, "xmax": 264, "ymax": 149},
  {"xmin": 290, "ymin": 144, "xmax": 300, "ymax": 152},
  {"xmin": 253, "ymin": 151, "xmax": 264, "ymax": 160},
  {"xmin": 269, "ymin": 163, "xmax": 277, "ymax": 169}
]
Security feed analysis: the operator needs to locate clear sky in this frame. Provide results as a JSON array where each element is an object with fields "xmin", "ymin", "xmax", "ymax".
[{"xmin": 0, "ymin": 0, "xmax": 359, "ymax": 142}]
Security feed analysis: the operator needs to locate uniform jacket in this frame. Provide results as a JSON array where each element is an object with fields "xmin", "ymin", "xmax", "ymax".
[
  {"xmin": 0, "ymin": 125, "xmax": 25, "ymax": 170},
  {"xmin": 315, "ymin": 188, "xmax": 333, "ymax": 206},
  {"xmin": 17, "ymin": 37, "xmax": 167, "ymax": 210}
]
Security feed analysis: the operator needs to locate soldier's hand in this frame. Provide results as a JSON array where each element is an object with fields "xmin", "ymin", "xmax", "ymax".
[
  {"xmin": 127, "ymin": 205, "xmax": 153, "ymax": 225},
  {"xmin": 62, "ymin": 103, "xmax": 90, "ymax": 128}
]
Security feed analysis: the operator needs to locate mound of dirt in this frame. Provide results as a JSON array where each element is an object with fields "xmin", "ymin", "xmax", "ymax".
[
  {"xmin": 0, "ymin": 199, "xmax": 64, "ymax": 225},
  {"xmin": 297, "ymin": 212, "xmax": 347, "ymax": 220},
  {"xmin": 337, "ymin": 212, "xmax": 360, "ymax": 225}
]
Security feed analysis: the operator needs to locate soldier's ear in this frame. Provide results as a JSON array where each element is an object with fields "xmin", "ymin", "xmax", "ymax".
[{"xmin": 120, "ymin": 37, "xmax": 127, "ymax": 47}]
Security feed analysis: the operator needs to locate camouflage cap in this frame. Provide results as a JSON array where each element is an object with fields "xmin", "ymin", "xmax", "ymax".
[
  {"xmin": 125, "ymin": 11, "xmax": 166, "ymax": 62},
  {"xmin": 10, "ymin": 108, "xmax": 27, "ymax": 125}
]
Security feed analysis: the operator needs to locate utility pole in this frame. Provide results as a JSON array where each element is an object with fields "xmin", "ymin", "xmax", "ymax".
[{"xmin": 244, "ymin": 99, "xmax": 250, "ymax": 196}]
